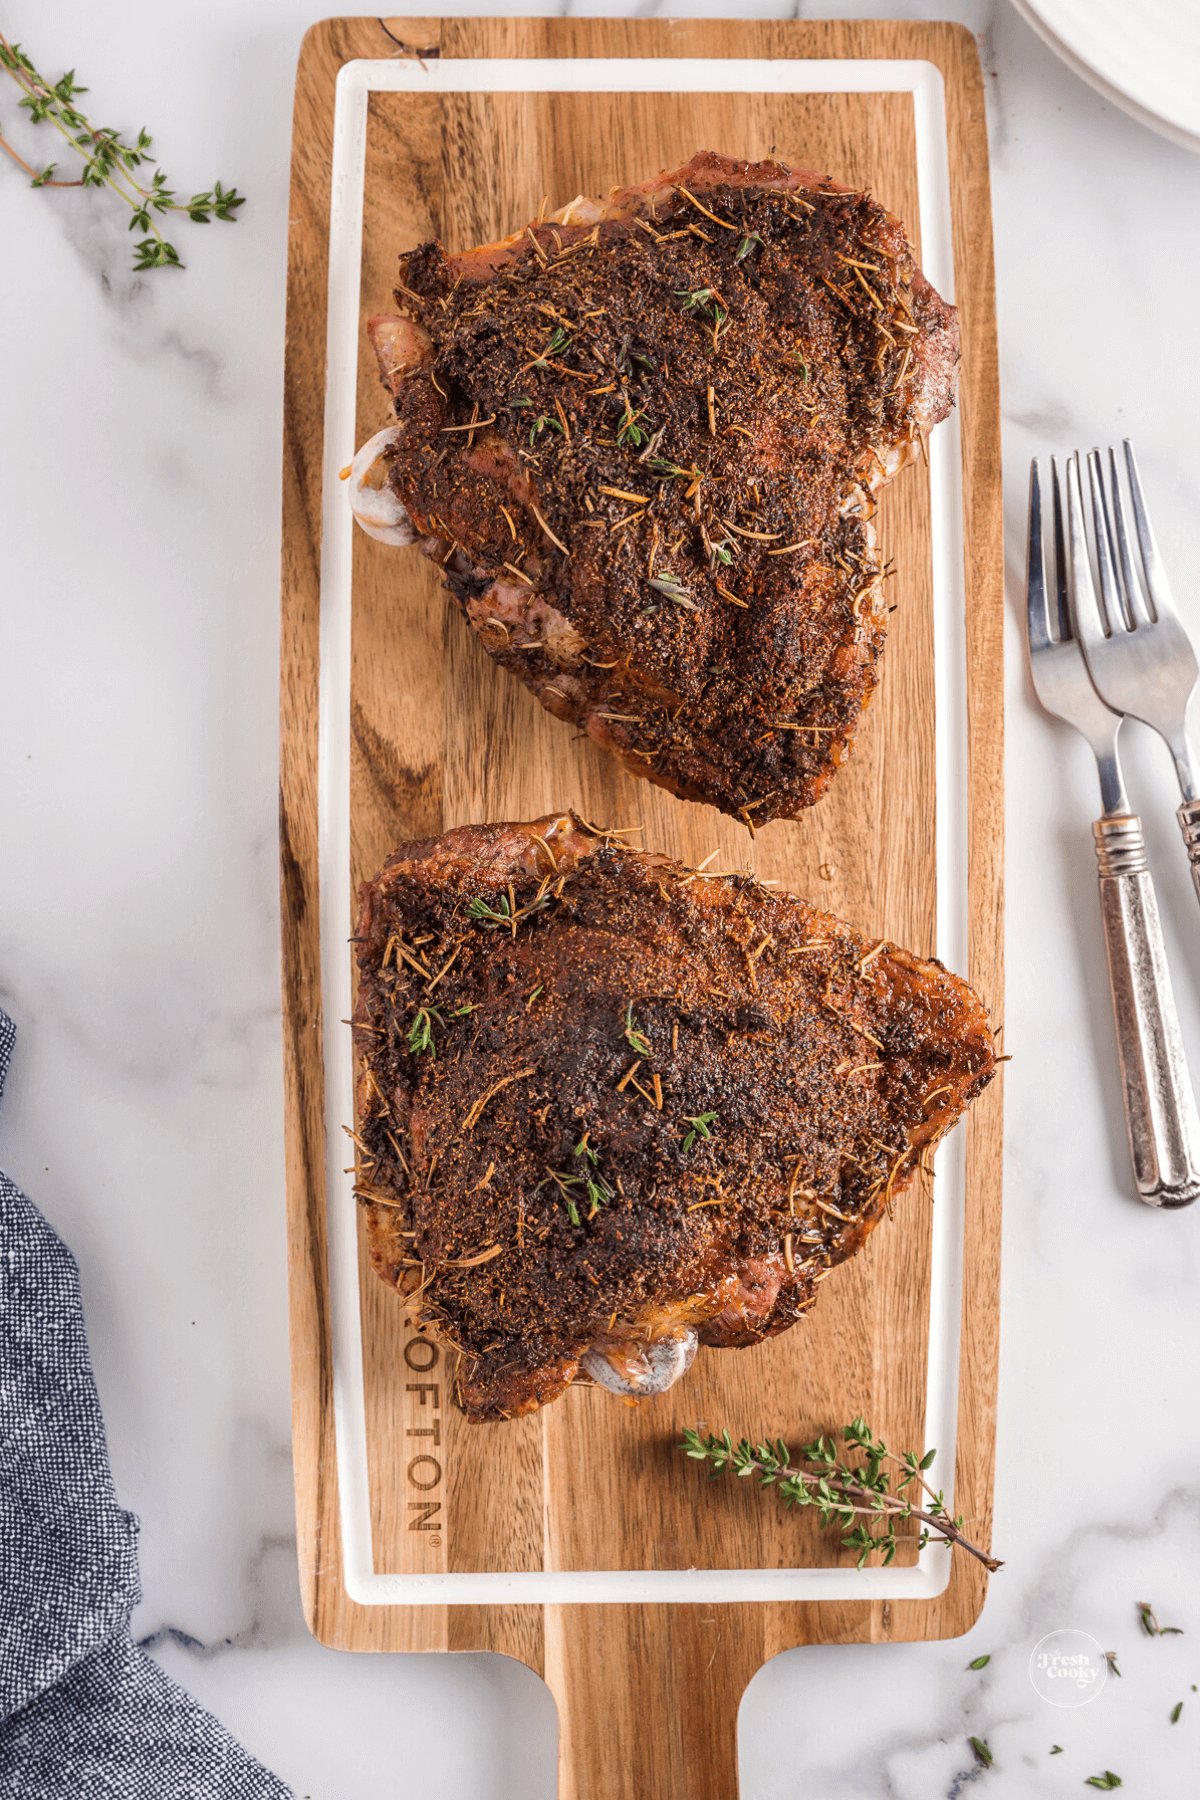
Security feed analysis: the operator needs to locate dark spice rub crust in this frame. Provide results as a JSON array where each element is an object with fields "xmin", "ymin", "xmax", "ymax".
[
  {"xmin": 352, "ymin": 814, "xmax": 994, "ymax": 1422},
  {"xmin": 349, "ymin": 151, "xmax": 959, "ymax": 827}
]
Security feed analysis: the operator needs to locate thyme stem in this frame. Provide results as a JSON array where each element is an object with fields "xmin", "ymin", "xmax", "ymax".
[
  {"xmin": 682, "ymin": 1421, "xmax": 1002, "ymax": 1572},
  {"xmin": 0, "ymin": 30, "xmax": 245, "ymax": 269}
]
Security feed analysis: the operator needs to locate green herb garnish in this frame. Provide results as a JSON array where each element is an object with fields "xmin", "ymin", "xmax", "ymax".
[
  {"xmin": 676, "ymin": 285, "xmax": 717, "ymax": 310},
  {"xmin": 0, "ymin": 32, "xmax": 245, "ymax": 270},
  {"xmin": 529, "ymin": 414, "xmax": 565, "ymax": 446},
  {"xmin": 406, "ymin": 1006, "xmax": 442, "ymax": 1057},
  {"xmin": 680, "ymin": 1417, "xmax": 1000, "ymax": 1572},
  {"xmin": 617, "ymin": 403, "xmax": 651, "ymax": 449},
  {"xmin": 649, "ymin": 573, "xmax": 699, "ymax": 611},
  {"xmin": 624, "ymin": 1003, "xmax": 651, "ymax": 1057},
  {"xmin": 530, "ymin": 325, "xmax": 571, "ymax": 368},
  {"xmin": 969, "ymin": 1738, "xmax": 992, "ymax": 1769},
  {"xmin": 682, "ymin": 1112, "xmax": 718, "ymax": 1153}
]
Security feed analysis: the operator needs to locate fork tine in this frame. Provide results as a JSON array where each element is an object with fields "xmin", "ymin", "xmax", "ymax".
[
  {"xmin": 1108, "ymin": 446, "xmax": 1152, "ymax": 625},
  {"xmin": 1125, "ymin": 438, "xmax": 1180, "ymax": 622},
  {"xmin": 1064, "ymin": 452, "xmax": 1109, "ymax": 657},
  {"xmin": 1026, "ymin": 459, "xmax": 1053, "ymax": 654},
  {"xmin": 1050, "ymin": 456, "xmax": 1071, "ymax": 639},
  {"xmin": 1087, "ymin": 448, "xmax": 1130, "ymax": 632}
]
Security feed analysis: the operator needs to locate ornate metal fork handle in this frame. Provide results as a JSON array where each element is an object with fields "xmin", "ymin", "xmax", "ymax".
[
  {"xmin": 1175, "ymin": 799, "xmax": 1200, "ymax": 909},
  {"xmin": 1094, "ymin": 816, "xmax": 1200, "ymax": 1206},
  {"xmin": 1027, "ymin": 457, "xmax": 1200, "ymax": 1207}
]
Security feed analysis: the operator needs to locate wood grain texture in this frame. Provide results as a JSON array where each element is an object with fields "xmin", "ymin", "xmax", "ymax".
[{"xmin": 279, "ymin": 17, "xmax": 1003, "ymax": 1793}]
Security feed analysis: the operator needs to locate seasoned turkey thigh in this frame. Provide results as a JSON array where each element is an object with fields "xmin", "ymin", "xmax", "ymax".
[
  {"xmin": 352, "ymin": 814, "xmax": 995, "ymax": 1421},
  {"xmin": 348, "ymin": 152, "xmax": 958, "ymax": 826}
]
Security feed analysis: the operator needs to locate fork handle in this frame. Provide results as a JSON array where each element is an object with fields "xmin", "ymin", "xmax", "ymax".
[
  {"xmin": 1176, "ymin": 800, "xmax": 1200, "ymax": 911},
  {"xmin": 1095, "ymin": 816, "xmax": 1200, "ymax": 1207}
]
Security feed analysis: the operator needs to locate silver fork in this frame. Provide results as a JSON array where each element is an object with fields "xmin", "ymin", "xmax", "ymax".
[
  {"xmin": 1027, "ymin": 458, "xmax": 1200, "ymax": 1207},
  {"xmin": 1065, "ymin": 441, "xmax": 1200, "ymax": 905}
]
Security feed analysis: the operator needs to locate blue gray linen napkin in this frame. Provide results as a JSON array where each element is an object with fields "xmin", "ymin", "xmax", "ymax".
[{"xmin": 0, "ymin": 1007, "xmax": 293, "ymax": 1798}]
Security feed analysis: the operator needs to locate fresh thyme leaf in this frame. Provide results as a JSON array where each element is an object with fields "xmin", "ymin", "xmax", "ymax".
[
  {"xmin": 406, "ymin": 1006, "xmax": 442, "ymax": 1057},
  {"xmin": 624, "ymin": 1002, "xmax": 652, "ymax": 1057},
  {"xmin": 468, "ymin": 894, "xmax": 512, "ymax": 928},
  {"xmin": 1105, "ymin": 1652, "xmax": 1120, "ymax": 1678},
  {"xmin": 530, "ymin": 325, "xmax": 572, "ymax": 368},
  {"xmin": 679, "ymin": 1421, "xmax": 1001, "ymax": 1572},
  {"xmin": 649, "ymin": 573, "xmax": 699, "ymax": 611},
  {"xmin": 585, "ymin": 1175, "xmax": 613, "ymax": 1217},
  {"xmin": 1170, "ymin": 1701, "xmax": 1183, "ymax": 1723},
  {"xmin": 787, "ymin": 352, "xmax": 809, "ymax": 380},
  {"xmin": 616, "ymin": 403, "xmax": 651, "ymax": 449},
  {"xmin": 529, "ymin": 414, "xmax": 565, "ymax": 445},
  {"xmin": 574, "ymin": 1135, "xmax": 598, "ymax": 1166},
  {"xmin": 566, "ymin": 1198, "xmax": 581, "ymax": 1226},
  {"xmin": 452, "ymin": 1002, "xmax": 476, "ymax": 1017},
  {"xmin": 682, "ymin": 1111, "xmax": 718, "ymax": 1153},
  {"xmin": 734, "ymin": 232, "xmax": 762, "ymax": 263},
  {"xmin": 708, "ymin": 538, "xmax": 734, "ymax": 569},
  {"xmin": 968, "ymin": 1738, "xmax": 992, "ymax": 1769},
  {"xmin": 1138, "ymin": 1599, "xmax": 1184, "ymax": 1637},
  {"xmin": 0, "ymin": 32, "xmax": 245, "ymax": 271},
  {"xmin": 968, "ymin": 1654, "xmax": 991, "ymax": 1670},
  {"xmin": 676, "ymin": 285, "xmax": 717, "ymax": 310},
  {"xmin": 1084, "ymin": 1773, "xmax": 1122, "ymax": 1790},
  {"xmin": 1050, "ymin": 1745, "xmax": 1063, "ymax": 1755},
  {"xmin": 648, "ymin": 458, "xmax": 689, "ymax": 478},
  {"xmin": 467, "ymin": 889, "xmax": 550, "ymax": 931}
]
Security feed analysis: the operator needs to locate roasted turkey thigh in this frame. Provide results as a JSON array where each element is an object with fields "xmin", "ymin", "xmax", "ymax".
[
  {"xmin": 352, "ymin": 813, "xmax": 994, "ymax": 1421},
  {"xmin": 348, "ymin": 151, "xmax": 958, "ymax": 826}
]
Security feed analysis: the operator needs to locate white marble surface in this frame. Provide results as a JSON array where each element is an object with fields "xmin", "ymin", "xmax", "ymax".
[{"xmin": 2, "ymin": 1, "xmax": 1199, "ymax": 1793}]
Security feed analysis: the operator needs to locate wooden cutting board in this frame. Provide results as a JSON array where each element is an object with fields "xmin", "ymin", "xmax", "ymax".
[{"xmin": 279, "ymin": 17, "xmax": 1003, "ymax": 1797}]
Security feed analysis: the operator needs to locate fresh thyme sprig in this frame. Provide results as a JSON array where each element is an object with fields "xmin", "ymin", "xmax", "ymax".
[
  {"xmin": 681, "ymin": 1111, "xmax": 718, "ymax": 1153},
  {"xmin": 623, "ymin": 1003, "xmax": 651, "ymax": 1057},
  {"xmin": 529, "ymin": 325, "xmax": 571, "ymax": 368},
  {"xmin": 539, "ymin": 1159, "xmax": 614, "ymax": 1225},
  {"xmin": 649, "ymin": 573, "xmax": 699, "ymax": 612},
  {"xmin": 529, "ymin": 413, "xmax": 565, "ymax": 446},
  {"xmin": 681, "ymin": 1417, "xmax": 1002, "ymax": 1572},
  {"xmin": 1138, "ymin": 1601, "xmax": 1183, "ymax": 1637},
  {"xmin": 0, "ymin": 32, "xmax": 245, "ymax": 270},
  {"xmin": 617, "ymin": 402, "xmax": 651, "ymax": 449},
  {"xmin": 407, "ymin": 1006, "xmax": 442, "ymax": 1057},
  {"xmin": 467, "ymin": 889, "xmax": 549, "ymax": 931}
]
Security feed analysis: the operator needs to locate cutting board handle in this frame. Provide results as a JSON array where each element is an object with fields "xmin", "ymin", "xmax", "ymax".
[{"xmin": 545, "ymin": 1603, "xmax": 763, "ymax": 1799}]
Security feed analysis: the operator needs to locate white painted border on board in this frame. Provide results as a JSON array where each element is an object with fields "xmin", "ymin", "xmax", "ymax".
[{"xmin": 316, "ymin": 58, "xmax": 966, "ymax": 1605}]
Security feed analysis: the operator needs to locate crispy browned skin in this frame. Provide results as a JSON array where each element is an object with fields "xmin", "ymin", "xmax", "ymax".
[
  {"xmin": 352, "ymin": 815, "xmax": 994, "ymax": 1422},
  {"xmin": 355, "ymin": 152, "xmax": 957, "ymax": 826}
]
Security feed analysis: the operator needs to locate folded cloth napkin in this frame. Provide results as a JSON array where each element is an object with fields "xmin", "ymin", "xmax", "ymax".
[{"xmin": 0, "ymin": 1007, "xmax": 292, "ymax": 1799}]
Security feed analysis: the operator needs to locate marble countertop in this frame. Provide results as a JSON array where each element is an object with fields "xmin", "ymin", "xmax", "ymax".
[{"xmin": 3, "ymin": 2, "xmax": 1198, "ymax": 1793}]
